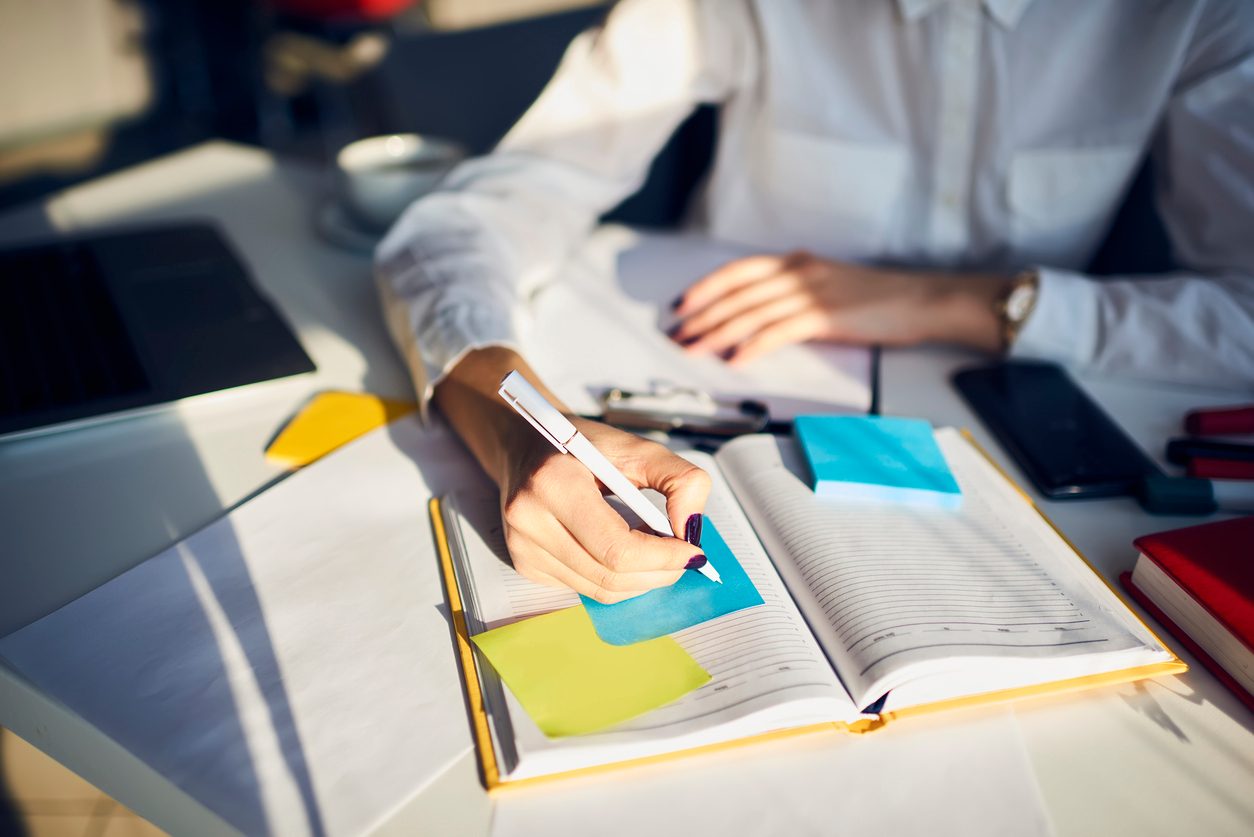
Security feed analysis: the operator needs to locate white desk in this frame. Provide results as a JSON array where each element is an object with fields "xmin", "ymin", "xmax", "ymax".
[{"xmin": 1, "ymin": 143, "xmax": 1251, "ymax": 835}]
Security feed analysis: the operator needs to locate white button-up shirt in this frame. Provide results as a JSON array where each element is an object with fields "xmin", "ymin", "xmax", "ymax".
[{"xmin": 377, "ymin": 0, "xmax": 1254, "ymax": 409}]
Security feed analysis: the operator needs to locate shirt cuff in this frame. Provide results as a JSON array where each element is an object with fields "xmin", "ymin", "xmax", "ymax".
[
  {"xmin": 376, "ymin": 272, "xmax": 521, "ymax": 421},
  {"xmin": 1009, "ymin": 266, "xmax": 1101, "ymax": 368}
]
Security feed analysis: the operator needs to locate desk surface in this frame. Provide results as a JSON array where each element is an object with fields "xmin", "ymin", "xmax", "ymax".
[{"xmin": 1, "ymin": 142, "xmax": 1251, "ymax": 836}]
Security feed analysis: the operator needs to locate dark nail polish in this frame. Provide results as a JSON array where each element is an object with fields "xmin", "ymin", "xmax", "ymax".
[
  {"xmin": 684, "ymin": 555, "xmax": 708, "ymax": 571},
  {"xmin": 720, "ymin": 347, "xmax": 737, "ymax": 361},
  {"xmin": 680, "ymin": 335, "xmax": 699, "ymax": 347},
  {"xmin": 670, "ymin": 294, "xmax": 685, "ymax": 311},
  {"xmin": 666, "ymin": 322, "xmax": 683, "ymax": 339},
  {"xmin": 684, "ymin": 513, "xmax": 703, "ymax": 547}
]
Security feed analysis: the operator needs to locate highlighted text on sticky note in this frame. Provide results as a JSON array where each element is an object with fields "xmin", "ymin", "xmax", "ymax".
[
  {"xmin": 470, "ymin": 606, "xmax": 709, "ymax": 738},
  {"xmin": 581, "ymin": 517, "xmax": 764, "ymax": 646}
]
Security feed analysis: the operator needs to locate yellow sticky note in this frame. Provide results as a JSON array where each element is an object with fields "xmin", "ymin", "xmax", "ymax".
[
  {"xmin": 471, "ymin": 606, "xmax": 710, "ymax": 738},
  {"xmin": 266, "ymin": 391, "xmax": 416, "ymax": 468}
]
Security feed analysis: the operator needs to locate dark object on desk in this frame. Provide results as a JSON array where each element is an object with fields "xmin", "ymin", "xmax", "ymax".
[
  {"xmin": 1188, "ymin": 458, "xmax": 1254, "ymax": 481},
  {"xmin": 1167, "ymin": 437, "xmax": 1254, "ymax": 466},
  {"xmin": 1137, "ymin": 475, "xmax": 1218, "ymax": 516},
  {"xmin": 600, "ymin": 386, "xmax": 769, "ymax": 438},
  {"xmin": 1185, "ymin": 404, "xmax": 1254, "ymax": 436},
  {"xmin": 0, "ymin": 223, "xmax": 315, "ymax": 440},
  {"xmin": 1121, "ymin": 515, "xmax": 1254, "ymax": 714},
  {"xmin": 953, "ymin": 360, "xmax": 1158, "ymax": 498},
  {"xmin": 1167, "ymin": 437, "xmax": 1254, "ymax": 480}
]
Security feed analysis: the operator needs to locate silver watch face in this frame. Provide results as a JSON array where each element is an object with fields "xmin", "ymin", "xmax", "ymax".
[{"xmin": 1005, "ymin": 282, "xmax": 1036, "ymax": 322}]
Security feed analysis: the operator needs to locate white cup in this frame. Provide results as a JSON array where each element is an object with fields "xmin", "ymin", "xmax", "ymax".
[{"xmin": 336, "ymin": 133, "xmax": 465, "ymax": 231}]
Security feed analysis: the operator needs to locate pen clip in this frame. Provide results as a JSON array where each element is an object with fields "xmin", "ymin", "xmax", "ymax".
[
  {"xmin": 499, "ymin": 387, "xmax": 568, "ymax": 452},
  {"xmin": 498, "ymin": 371, "xmax": 578, "ymax": 454}
]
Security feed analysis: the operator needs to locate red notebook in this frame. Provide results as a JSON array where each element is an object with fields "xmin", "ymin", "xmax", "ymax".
[{"xmin": 1120, "ymin": 516, "xmax": 1254, "ymax": 713}]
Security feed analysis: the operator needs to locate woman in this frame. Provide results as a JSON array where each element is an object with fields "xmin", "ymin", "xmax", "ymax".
[{"xmin": 376, "ymin": 0, "xmax": 1254, "ymax": 602}]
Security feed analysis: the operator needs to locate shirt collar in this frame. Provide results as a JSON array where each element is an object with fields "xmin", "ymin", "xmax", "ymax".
[{"xmin": 898, "ymin": 0, "xmax": 1033, "ymax": 29}]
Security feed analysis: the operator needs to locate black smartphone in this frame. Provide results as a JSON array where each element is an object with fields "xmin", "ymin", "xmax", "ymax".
[{"xmin": 952, "ymin": 361, "xmax": 1159, "ymax": 499}]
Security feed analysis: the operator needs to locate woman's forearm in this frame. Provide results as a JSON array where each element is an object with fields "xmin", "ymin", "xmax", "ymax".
[{"xmin": 432, "ymin": 346, "xmax": 569, "ymax": 487}]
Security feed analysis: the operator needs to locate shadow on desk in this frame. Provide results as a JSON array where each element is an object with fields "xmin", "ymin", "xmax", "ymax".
[
  {"xmin": 1, "ymin": 190, "xmax": 329, "ymax": 831},
  {"xmin": 2, "ymin": 481, "xmax": 328, "ymax": 836},
  {"xmin": 0, "ymin": 732, "xmax": 23, "ymax": 837},
  {"xmin": 0, "ymin": 155, "xmax": 379, "ymax": 631}
]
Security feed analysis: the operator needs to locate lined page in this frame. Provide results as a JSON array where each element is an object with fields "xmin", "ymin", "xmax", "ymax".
[
  {"xmin": 613, "ymin": 468, "xmax": 843, "ymax": 735},
  {"xmin": 448, "ymin": 488, "xmax": 580, "ymax": 630},
  {"xmin": 445, "ymin": 452, "xmax": 861, "ymax": 779},
  {"xmin": 716, "ymin": 430, "xmax": 1158, "ymax": 708}
]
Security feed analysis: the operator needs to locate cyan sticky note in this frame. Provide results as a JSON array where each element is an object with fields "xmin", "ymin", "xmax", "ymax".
[
  {"xmin": 581, "ymin": 517, "xmax": 764, "ymax": 645},
  {"xmin": 793, "ymin": 415, "xmax": 962, "ymax": 508}
]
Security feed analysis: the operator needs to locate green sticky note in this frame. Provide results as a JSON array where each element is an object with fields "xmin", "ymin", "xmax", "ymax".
[{"xmin": 471, "ymin": 606, "xmax": 710, "ymax": 738}]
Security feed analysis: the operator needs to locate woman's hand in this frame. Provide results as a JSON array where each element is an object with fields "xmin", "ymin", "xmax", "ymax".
[
  {"xmin": 668, "ymin": 251, "xmax": 1007, "ymax": 363},
  {"xmin": 434, "ymin": 347, "xmax": 711, "ymax": 604},
  {"xmin": 499, "ymin": 417, "xmax": 711, "ymax": 603}
]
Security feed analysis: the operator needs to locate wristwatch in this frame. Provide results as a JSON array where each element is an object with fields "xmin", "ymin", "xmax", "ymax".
[{"xmin": 996, "ymin": 269, "xmax": 1040, "ymax": 351}]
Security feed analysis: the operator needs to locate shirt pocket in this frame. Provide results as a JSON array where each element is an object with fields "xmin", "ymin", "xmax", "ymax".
[
  {"xmin": 758, "ymin": 130, "xmax": 908, "ymax": 259},
  {"xmin": 1007, "ymin": 145, "xmax": 1143, "ymax": 267}
]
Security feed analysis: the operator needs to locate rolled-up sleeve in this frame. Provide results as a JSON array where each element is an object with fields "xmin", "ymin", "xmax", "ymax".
[
  {"xmin": 1014, "ymin": 40, "xmax": 1254, "ymax": 390},
  {"xmin": 375, "ymin": 0, "xmax": 753, "ymax": 414}
]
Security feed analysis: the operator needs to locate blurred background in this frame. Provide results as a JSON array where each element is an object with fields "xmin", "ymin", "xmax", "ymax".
[
  {"xmin": 0, "ymin": 0, "xmax": 605, "ymax": 208},
  {"xmin": 0, "ymin": 0, "xmax": 1168, "ymax": 264},
  {"xmin": 0, "ymin": 0, "xmax": 721, "ymax": 229}
]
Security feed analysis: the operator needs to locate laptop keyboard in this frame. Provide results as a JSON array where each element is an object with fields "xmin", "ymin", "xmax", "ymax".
[{"xmin": 0, "ymin": 243, "xmax": 150, "ymax": 419}]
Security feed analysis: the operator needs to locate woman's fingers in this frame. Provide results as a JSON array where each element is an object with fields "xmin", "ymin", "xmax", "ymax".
[
  {"xmin": 554, "ymin": 524, "xmax": 691, "ymax": 602},
  {"xmin": 670, "ymin": 271, "xmax": 801, "ymax": 346},
  {"xmin": 549, "ymin": 478, "xmax": 698, "ymax": 575},
  {"xmin": 500, "ymin": 430, "xmax": 709, "ymax": 603},
  {"xmin": 505, "ymin": 528, "xmax": 630, "ymax": 602},
  {"xmin": 682, "ymin": 292, "xmax": 812, "ymax": 356},
  {"xmin": 674, "ymin": 253, "xmax": 792, "ymax": 316},
  {"xmin": 507, "ymin": 513, "xmax": 692, "ymax": 604},
  {"xmin": 507, "ymin": 527, "xmax": 683, "ymax": 604},
  {"xmin": 614, "ymin": 438, "xmax": 712, "ymax": 542},
  {"xmin": 726, "ymin": 311, "xmax": 828, "ymax": 365}
]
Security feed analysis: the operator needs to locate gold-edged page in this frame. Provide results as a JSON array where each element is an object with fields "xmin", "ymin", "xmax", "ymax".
[
  {"xmin": 444, "ymin": 451, "xmax": 863, "ymax": 783},
  {"xmin": 714, "ymin": 429, "xmax": 1172, "ymax": 713}
]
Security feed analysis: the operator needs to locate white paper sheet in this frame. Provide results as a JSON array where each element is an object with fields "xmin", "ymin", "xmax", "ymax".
[
  {"xmin": 0, "ymin": 419, "xmax": 486, "ymax": 837},
  {"xmin": 523, "ymin": 227, "xmax": 873, "ymax": 419},
  {"xmin": 491, "ymin": 710, "xmax": 1053, "ymax": 837}
]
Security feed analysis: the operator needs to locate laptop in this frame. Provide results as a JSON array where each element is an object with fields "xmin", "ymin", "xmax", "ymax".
[{"xmin": 0, "ymin": 223, "xmax": 315, "ymax": 440}]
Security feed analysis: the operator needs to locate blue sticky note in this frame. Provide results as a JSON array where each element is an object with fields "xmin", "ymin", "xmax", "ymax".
[
  {"xmin": 793, "ymin": 415, "xmax": 962, "ymax": 507},
  {"xmin": 581, "ymin": 517, "xmax": 764, "ymax": 645}
]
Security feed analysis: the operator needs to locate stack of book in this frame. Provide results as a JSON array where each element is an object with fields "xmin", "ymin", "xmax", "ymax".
[{"xmin": 1122, "ymin": 516, "xmax": 1254, "ymax": 712}]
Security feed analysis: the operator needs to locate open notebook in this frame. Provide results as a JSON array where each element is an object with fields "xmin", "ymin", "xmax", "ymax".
[{"xmin": 434, "ymin": 429, "xmax": 1184, "ymax": 789}]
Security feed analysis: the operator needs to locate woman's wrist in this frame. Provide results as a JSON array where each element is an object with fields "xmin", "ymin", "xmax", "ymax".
[
  {"xmin": 434, "ymin": 347, "xmax": 569, "ymax": 486},
  {"xmin": 920, "ymin": 271, "xmax": 1010, "ymax": 353}
]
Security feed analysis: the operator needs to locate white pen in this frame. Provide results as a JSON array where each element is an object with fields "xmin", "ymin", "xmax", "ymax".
[{"xmin": 498, "ymin": 370, "xmax": 721, "ymax": 584}]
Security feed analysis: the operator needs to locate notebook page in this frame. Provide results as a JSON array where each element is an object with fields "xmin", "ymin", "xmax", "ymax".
[
  {"xmin": 716, "ymin": 430, "xmax": 1164, "ymax": 709},
  {"xmin": 446, "ymin": 488, "xmax": 581, "ymax": 632},
  {"xmin": 445, "ymin": 452, "xmax": 862, "ymax": 780}
]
